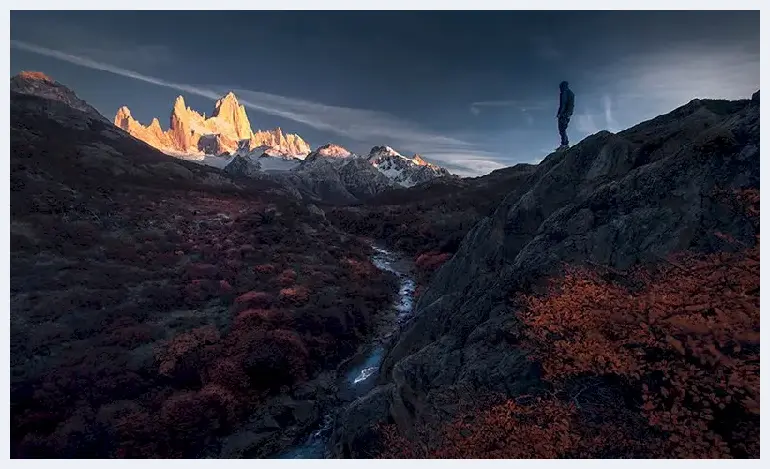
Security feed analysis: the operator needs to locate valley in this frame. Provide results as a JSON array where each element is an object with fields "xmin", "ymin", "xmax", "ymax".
[{"xmin": 8, "ymin": 71, "xmax": 760, "ymax": 459}]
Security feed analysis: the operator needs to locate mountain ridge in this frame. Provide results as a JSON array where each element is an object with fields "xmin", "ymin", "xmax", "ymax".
[{"xmin": 114, "ymin": 92, "xmax": 311, "ymax": 157}]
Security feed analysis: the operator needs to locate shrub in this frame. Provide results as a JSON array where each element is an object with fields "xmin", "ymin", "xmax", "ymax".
[
  {"xmin": 278, "ymin": 286, "xmax": 310, "ymax": 305},
  {"xmin": 233, "ymin": 291, "xmax": 273, "ymax": 311},
  {"xmin": 156, "ymin": 325, "xmax": 220, "ymax": 383}
]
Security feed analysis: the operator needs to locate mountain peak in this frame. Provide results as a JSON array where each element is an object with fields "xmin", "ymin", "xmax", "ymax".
[
  {"xmin": 15, "ymin": 71, "xmax": 54, "ymax": 83},
  {"xmin": 212, "ymin": 92, "xmax": 251, "ymax": 140},
  {"xmin": 314, "ymin": 143, "xmax": 353, "ymax": 158},
  {"xmin": 11, "ymin": 71, "xmax": 108, "ymax": 122},
  {"xmin": 369, "ymin": 145, "xmax": 403, "ymax": 159},
  {"xmin": 116, "ymin": 94, "xmax": 310, "ymax": 157},
  {"xmin": 173, "ymin": 95, "xmax": 187, "ymax": 111},
  {"xmin": 116, "ymin": 106, "xmax": 132, "ymax": 118}
]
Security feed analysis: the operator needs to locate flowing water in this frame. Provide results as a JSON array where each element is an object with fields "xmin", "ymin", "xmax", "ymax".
[{"xmin": 278, "ymin": 245, "xmax": 416, "ymax": 458}]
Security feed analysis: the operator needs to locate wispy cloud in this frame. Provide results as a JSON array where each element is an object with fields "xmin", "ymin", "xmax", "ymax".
[
  {"xmin": 585, "ymin": 43, "xmax": 759, "ymax": 125},
  {"xmin": 470, "ymin": 99, "xmax": 548, "ymax": 117},
  {"xmin": 602, "ymin": 94, "xmax": 618, "ymax": 132},
  {"xmin": 11, "ymin": 39, "xmax": 503, "ymax": 176}
]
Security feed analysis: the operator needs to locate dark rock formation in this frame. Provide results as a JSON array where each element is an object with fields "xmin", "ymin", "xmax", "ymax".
[{"xmin": 331, "ymin": 96, "xmax": 760, "ymax": 456}]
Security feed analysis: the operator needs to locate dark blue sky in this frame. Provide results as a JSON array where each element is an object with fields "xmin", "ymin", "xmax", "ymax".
[{"xmin": 10, "ymin": 11, "xmax": 759, "ymax": 176}]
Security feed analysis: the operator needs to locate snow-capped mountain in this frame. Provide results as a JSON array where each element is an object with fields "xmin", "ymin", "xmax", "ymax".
[
  {"xmin": 367, "ymin": 145, "xmax": 452, "ymax": 187},
  {"xmin": 114, "ymin": 92, "xmax": 311, "ymax": 159},
  {"xmin": 299, "ymin": 143, "xmax": 357, "ymax": 169}
]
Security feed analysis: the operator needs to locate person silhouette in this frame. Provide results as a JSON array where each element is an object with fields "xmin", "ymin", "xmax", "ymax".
[{"xmin": 556, "ymin": 81, "xmax": 575, "ymax": 150}]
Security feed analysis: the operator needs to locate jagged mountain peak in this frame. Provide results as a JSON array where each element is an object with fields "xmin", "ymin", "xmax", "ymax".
[
  {"xmin": 115, "ymin": 106, "xmax": 132, "ymax": 121},
  {"xmin": 115, "ymin": 93, "xmax": 310, "ymax": 157},
  {"xmin": 368, "ymin": 145, "xmax": 404, "ymax": 159},
  {"xmin": 173, "ymin": 95, "xmax": 187, "ymax": 111}
]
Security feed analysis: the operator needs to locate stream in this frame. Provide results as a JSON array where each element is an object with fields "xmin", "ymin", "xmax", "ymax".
[{"xmin": 277, "ymin": 244, "xmax": 416, "ymax": 458}]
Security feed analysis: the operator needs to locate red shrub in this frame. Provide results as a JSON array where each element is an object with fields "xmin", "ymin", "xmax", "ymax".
[
  {"xmin": 234, "ymin": 308, "xmax": 291, "ymax": 329},
  {"xmin": 204, "ymin": 358, "xmax": 250, "ymax": 391},
  {"xmin": 156, "ymin": 325, "xmax": 220, "ymax": 378},
  {"xmin": 279, "ymin": 286, "xmax": 310, "ymax": 305},
  {"xmin": 343, "ymin": 258, "xmax": 375, "ymax": 278},
  {"xmin": 381, "ymin": 397, "xmax": 584, "ymax": 458},
  {"xmin": 278, "ymin": 268, "xmax": 297, "ymax": 286},
  {"xmin": 516, "ymin": 241, "xmax": 759, "ymax": 456},
  {"xmin": 243, "ymin": 329, "xmax": 309, "ymax": 389},
  {"xmin": 253, "ymin": 264, "xmax": 276, "ymax": 275},
  {"xmin": 415, "ymin": 251, "xmax": 451, "ymax": 272},
  {"xmin": 233, "ymin": 291, "xmax": 273, "ymax": 311},
  {"xmin": 159, "ymin": 391, "xmax": 223, "ymax": 457}
]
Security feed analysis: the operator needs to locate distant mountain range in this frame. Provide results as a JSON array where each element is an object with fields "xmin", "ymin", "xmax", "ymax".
[
  {"xmin": 10, "ymin": 71, "xmax": 455, "ymax": 201},
  {"xmin": 114, "ymin": 92, "xmax": 311, "ymax": 157}
]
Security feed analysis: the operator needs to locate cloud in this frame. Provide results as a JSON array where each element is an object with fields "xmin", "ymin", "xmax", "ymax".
[
  {"xmin": 11, "ymin": 39, "xmax": 503, "ymax": 176},
  {"xmin": 12, "ymin": 18, "xmax": 176, "ymax": 70},
  {"xmin": 470, "ymin": 99, "xmax": 549, "ymax": 117},
  {"xmin": 602, "ymin": 94, "xmax": 618, "ymax": 132},
  {"xmin": 587, "ymin": 43, "xmax": 759, "ymax": 126},
  {"xmin": 437, "ymin": 155, "xmax": 507, "ymax": 177}
]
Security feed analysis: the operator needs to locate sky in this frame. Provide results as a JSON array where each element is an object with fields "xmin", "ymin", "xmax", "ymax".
[{"xmin": 10, "ymin": 11, "xmax": 760, "ymax": 176}]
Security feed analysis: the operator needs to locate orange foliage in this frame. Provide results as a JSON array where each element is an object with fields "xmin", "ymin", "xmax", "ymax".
[
  {"xmin": 381, "ymin": 397, "xmax": 581, "ymax": 458},
  {"xmin": 380, "ymin": 189, "xmax": 759, "ymax": 459},
  {"xmin": 515, "ymin": 190, "xmax": 759, "ymax": 458},
  {"xmin": 380, "ymin": 396, "xmax": 638, "ymax": 459}
]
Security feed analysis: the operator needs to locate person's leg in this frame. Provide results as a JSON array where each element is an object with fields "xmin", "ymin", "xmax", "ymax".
[{"xmin": 558, "ymin": 116, "xmax": 569, "ymax": 146}]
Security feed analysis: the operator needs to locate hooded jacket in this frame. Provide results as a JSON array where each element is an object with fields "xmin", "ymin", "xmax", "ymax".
[{"xmin": 558, "ymin": 81, "xmax": 575, "ymax": 117}]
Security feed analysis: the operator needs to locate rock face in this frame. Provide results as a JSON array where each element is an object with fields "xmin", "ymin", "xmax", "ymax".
[
  {"xmin": 114, "ymin": 92, "xmax": 311, "ymax": 157},
  {"xmin": 331, "ymin": 95, "xmax": 760, "ymax": 456},
  {"xmin": 11, "ymin": 71, "xmax": 108, "ymax": 123},
  {"xmin": 114, "ymin": 106, "xmax": 174, "ymax": 150},
  {"xmin": 368, "ymin": 146, "xmax": 452, "ymax": 187},
  {"xmin": 223, "ymin": 155, "xmax": 261, "ymax": 178}
]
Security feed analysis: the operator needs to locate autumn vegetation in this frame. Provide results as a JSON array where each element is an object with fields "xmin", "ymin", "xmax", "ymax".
[
  {"xmin": 10, "ymin": 183, "xmax": 396, "ymax": 458},
  {"xmin": 380, "ymin": 189, "xmax": 759, "ymax": 458}
]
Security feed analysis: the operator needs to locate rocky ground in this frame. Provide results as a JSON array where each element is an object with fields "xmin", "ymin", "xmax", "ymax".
[{"xmin": 329, "ymin": 94, "xmax": 760, "ymax": 458}]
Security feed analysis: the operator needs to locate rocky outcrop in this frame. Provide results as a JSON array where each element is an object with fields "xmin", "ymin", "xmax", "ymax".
[
  {"xmin": 331, "ymin": 95, "xmax": 760, "ymax": 456},
  {"xmin": 114, "ymin": 106, "xmax": 175, "ymax": 150},
  {"xmin": 11, "ymin": 71, "xmax": 108, "ymax": 123},
  {"xmin": 338, "ymin": 158, "xmax": 398, "ymax": 199},
  {"xmin": 114, "ymin": 92, "xmax": 310, "ymax": 157},
  {"xmin": 223, "ymin": 155, "xmax": 261, "ymax": 178},
  {"xmin": 212, "ymin": 92, "xmax": 252, "ymax": 140}
]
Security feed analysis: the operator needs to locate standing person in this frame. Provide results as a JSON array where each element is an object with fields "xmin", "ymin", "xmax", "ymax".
[{"xmin": 556, "ymin": 81, "xmax": 575, "ymax": 150}]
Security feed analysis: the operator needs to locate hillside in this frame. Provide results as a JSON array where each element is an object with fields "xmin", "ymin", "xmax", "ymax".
[
  {"xmin": 10, "ymin": 82, "xmax": 397, "ymax": 458},
  {"xmin": 330, "ymin": 93, "xmax": 760, "ymax": 458}
]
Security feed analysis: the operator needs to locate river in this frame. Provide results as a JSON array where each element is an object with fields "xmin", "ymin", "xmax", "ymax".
[{"xmin": 277, "ymin": 244, "xmax": 416, "ymax": 458}]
